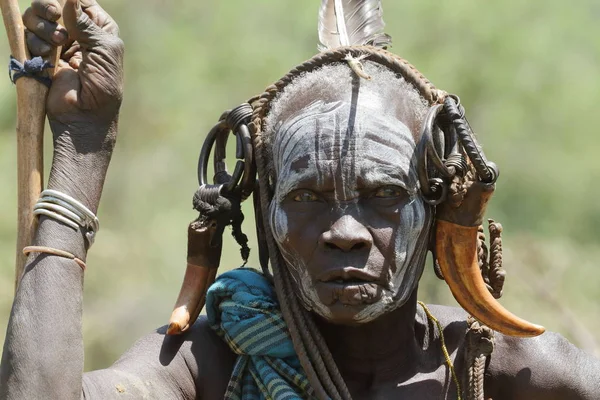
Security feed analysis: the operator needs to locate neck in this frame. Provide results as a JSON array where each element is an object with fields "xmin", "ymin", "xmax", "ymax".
[{"xmin": 314, "ymin": 290, "xmax": 423, "ymax": 386}]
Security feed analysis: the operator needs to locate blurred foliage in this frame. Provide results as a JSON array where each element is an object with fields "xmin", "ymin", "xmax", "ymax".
[{"xmin": 1, "ymin": 0, "xmax": 599, "ymax": 371}]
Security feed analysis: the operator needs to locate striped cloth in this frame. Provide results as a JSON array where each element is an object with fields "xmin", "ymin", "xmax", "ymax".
[{"xmin": 206, "ymin": 268, "xmax": 317, "ymax": 400}]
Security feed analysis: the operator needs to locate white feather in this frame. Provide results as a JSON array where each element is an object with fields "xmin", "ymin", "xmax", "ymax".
[{"xmin": 318, "ymin": 0, "xmax": 392, "ymax": 51}]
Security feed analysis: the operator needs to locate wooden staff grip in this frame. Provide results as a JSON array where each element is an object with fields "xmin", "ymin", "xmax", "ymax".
[{"xmin": 1, "ymin": 0, "xmax": 65, "ymax": 289}]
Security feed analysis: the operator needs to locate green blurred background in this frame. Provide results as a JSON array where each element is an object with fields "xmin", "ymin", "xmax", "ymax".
[{"xmin": 1, "ymin": 0, "xmax": 599, "ymax": 370}]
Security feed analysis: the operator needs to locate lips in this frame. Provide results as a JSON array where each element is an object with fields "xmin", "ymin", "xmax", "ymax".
[
  {"xmin": 315, "ymin": 281, "xmax": 382, "ymax": 306},
  {"xmin": 317, "ymin": 267, "xmax": 381, "ymax": 283},
  {"xmin": 315, "ymin": 267, "xmax": 384, "ymax": 306}
]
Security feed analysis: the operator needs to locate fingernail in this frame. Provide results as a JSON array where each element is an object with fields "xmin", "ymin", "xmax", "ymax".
[
  {"xmin": 69, "ymin": 57, "xmax": 81, "ymax": 69},
  {"xmin": 52, "ymin": 30, "xmax": 67, "ymax": 44},
  {"xmin": 44, "ymin": 5, "xmax": 58, "ymax": 20}
]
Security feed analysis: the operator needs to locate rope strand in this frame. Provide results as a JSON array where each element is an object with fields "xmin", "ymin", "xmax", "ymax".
[
  {"xmin": 418, "ymin": 301, "xmax": 462, "ymax": 400},
  {"xmin": 280, "ymin": 266, "xmax": 347, "ymax": 400},
  {"xmin": 301, "ymin": 306, "xmax": 353, "ymax": 400},
  {"xmin": 272, "ymin": 256, "xmax": 329, "ymax": 400}
]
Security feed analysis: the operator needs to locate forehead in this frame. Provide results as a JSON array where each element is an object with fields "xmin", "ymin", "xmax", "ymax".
[{"xmin": 271, "ymin": 99, "xmax": 420, "ymax": 196}]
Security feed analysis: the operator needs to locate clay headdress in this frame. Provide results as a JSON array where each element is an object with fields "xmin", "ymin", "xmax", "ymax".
[{"xmin": 167, "ymin": 0, "xmax": 544, "ymax": 396}]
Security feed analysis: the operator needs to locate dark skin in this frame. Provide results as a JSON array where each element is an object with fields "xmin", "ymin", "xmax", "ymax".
[{"xmin": 1, "ymin": 1, "xmax": 599, "ymax": 399}]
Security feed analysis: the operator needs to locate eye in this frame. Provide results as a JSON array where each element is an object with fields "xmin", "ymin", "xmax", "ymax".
[
  {"xmin": 373, "ymin": 186, "xmax": 404, "ymax": 198},
  {"xmin": 292, "ymin": 190, "xmax": 319, "ymax": 202}
]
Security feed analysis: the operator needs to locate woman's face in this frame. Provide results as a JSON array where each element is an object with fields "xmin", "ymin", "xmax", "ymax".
[{"xmin": 269, "ymin": 99, "xmax": 432, "ymax": 325}]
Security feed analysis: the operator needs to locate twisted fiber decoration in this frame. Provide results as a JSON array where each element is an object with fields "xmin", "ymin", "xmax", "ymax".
[
  {"xmin": 263, "ymin": 194, "xmax": 331, "ymax": 397},
  {"xmin": 443, "ymin": 98, "xmax": 494, "ymax": 183},
  {"xmin": 418, "ymin": 301, "xmax": 462, "ymax": 399},
  {"xmin": 246, "ymin": 46, "xmax": 460, "ymax": 400},
  {"xmin": 274, "ymin": 249, "xmax": 330, "ymax": 399},
  {"xmin": 476, "ymin": 221, "xmax": 506, "ymax": 300},
  {"xmin": 447, "ymin": 168, "xmax": 476, "ymax": 210},
  {"xmin": 464, "ymin": 316, "xmax": 494, "ymax": 400},
  {"xmin": 487, "ymin": 220, "xmax": 505, "ymax": 299},
  {"xmin": 280, "ymin": 266, "xmax": 351, "ymax": 400},
  {"xmin": 477, "ymin": 225, "xmax": 490, "ymax": 287},
  {"xmin": 276, "ymin": 259, "xmax": 336, "ymax": 398},
  {"xmin": 250, "ymin": 46, "xmax": 446, "ymax": 144},
  {"xmin": 300, "ymin": 301, "xmax": 353, "ymax": 399}
]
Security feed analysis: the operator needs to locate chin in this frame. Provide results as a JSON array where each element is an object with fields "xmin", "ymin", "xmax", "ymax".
[{"xmin": 303, "ymin": 288, "xmax": 408, "ymax": 325}]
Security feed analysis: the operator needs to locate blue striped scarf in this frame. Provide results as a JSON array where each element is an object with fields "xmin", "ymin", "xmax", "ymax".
[{"xmin": 206, "ymin": 268, "xmax": 317, "ymax": 400}]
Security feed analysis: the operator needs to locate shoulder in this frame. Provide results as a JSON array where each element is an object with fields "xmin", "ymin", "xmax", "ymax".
[
  {"xmin": 415, "ymin": 303, "xmax": 469, "ymax": 364},
  {"xmin": 122, "ymin": 315, "xmax": 235, "ymax": 369},
  {"xmin": 420, "ymin": 303, "xmax": 468, "ymax": 325},
  {"xmin": 186, "ymin": 315, "xmax": 237, "ymax": 372},
  {"xmin": 83, "ymin": 316, "xmax": 236, "ymax": 400},
  {"xmin": 417, "ymin": 303, "xmax": 469, "ymax": 343},
  {"xmin": 124, "ymin": 316, "xmax": 236, "ymax": 399},
  {"xmin": 486, "ymin": 330, "xmax": 600, "ymax": 399},
  {"xmin": 157, "ymin": 316, "xmax": 236, "ymax": 398},
  {"xmin": 419, "ymin": 305, "xmax": 600, "ymax": 399}
]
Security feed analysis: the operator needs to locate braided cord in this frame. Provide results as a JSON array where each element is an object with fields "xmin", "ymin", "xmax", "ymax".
[
  {"xmin": 272, "ymin": 251, "xmax": 329, "ymax": 399},
  {"xmin": 476, "ymin": 220, "xmax": 506, "ymax": 300},
  {"xmin": 467, "ymin": 354, "xmax": 487, "ymax": 400},
  {"xmin": 301, "ymin": 305, "xmax": 352, "ymax": 400},
  {"xmin": 418, "ymin": 301, "xmax": 462, "ymax": 400},
  {"xmin": 280, "ymin": 266, "xmax": 347, "ymax": 400},
  {"xmin": 487, "ymin": 220, "xmax": 505, "ymax": 299},
  {"xmin": 464, "ymin": 316, "xmax": 495, "ymax": 400},
  {"xmin": 443, "ymin": 97, "xmax": 496, "ymax": 183},
  {"xmin": 251, "ymin": 47, "xmax": 444, "ymax": 129},
  {"xmin": 281, "ymin": 265, "xmax": 352, "ymax": 400}
]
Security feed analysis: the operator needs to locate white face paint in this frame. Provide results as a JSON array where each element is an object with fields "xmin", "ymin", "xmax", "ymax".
[{"xmin": 268, "ymin": 89, "xmax": 432, "ymax": 325}]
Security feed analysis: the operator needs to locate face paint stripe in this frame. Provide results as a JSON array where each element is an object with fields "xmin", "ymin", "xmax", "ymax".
[
  {"xmin": 361, "ymin": 154, "xmax": 410, "ymax": 169},
  {"xmin": 342, "ymin": 82, "xmax": 359, "ymax": 201},
  {"xmin": 363, "ymin": 130, "xmax": 416, "ymax": 151},
  {"xmin": 278, "ymin": 117, "xmax": 316, "ymax": 172},
  {"xmin": 315, "ymin": 115, "xmax": 322, "ymax": 186}
]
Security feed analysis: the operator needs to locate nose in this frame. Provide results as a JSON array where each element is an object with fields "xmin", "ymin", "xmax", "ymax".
[{"xmin": 320, "ymin": 215, "xmax": 372, "ymax": 252}]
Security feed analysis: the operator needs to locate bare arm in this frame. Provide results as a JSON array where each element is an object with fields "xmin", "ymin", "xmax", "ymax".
[
  {"xmin": 0, "ymin": 1, "xmax": 205, "ymax": 398},
  {"xmin": 80, "ymin": 319, "xmax": 236, "ymax": 399}
]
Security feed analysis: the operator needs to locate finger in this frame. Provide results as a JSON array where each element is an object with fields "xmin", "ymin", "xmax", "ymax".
[
  {"xmin": 61, "ymin": 41, "xmax": 81, "ymax": 60},
  {"xmin": 23, "ymin": 7, "xmax": 68, "ymax": 46},
  {"xmin": 26, "ymin": 30, "xmax": 53, "ymax": 56},
  {"xmin": 31, "ymin": 0, "xmax": 63, "ymax": 22},
  {"xmin": 80, "ymin": 0, "xmax": 98, "ymax": 6},
  {"xmin": 68, "ymin": 51, "xmax": 82, "ymax": 69},
  {"xmin": 62, "ymin": 0, "xmax": 105, "ymax": 47},
  {"xmin": 84, "ymin": 4, "xmax": 119, "ymax": 36}
]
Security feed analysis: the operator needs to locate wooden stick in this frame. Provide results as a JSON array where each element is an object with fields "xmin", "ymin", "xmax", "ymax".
[{"xmin": 1, "ymin": 0, "xmax": 64, "ymax": 290}]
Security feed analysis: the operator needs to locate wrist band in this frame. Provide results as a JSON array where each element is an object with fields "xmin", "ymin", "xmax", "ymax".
[
  {"xmin": 33, "ymin": 189, "xmax": 99, "ymax": 246},
  {"xmin": 23, "ymin": 246, "xmax": 86, "ymax": 271}
]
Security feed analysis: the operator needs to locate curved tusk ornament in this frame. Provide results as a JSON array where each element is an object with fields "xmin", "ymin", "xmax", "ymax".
[
  {"xmin": 167, "ymin": 222, "xmax": 221, "ymax": 335},
  {"xmin": 435, "ymin": 181, "xmax": 545, "ymax": 337}
]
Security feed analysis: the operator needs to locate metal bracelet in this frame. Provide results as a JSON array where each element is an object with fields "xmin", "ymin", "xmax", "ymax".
[{"xmin": 34, "ymin": 189, "xmax": 100, "ymax": 246}]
